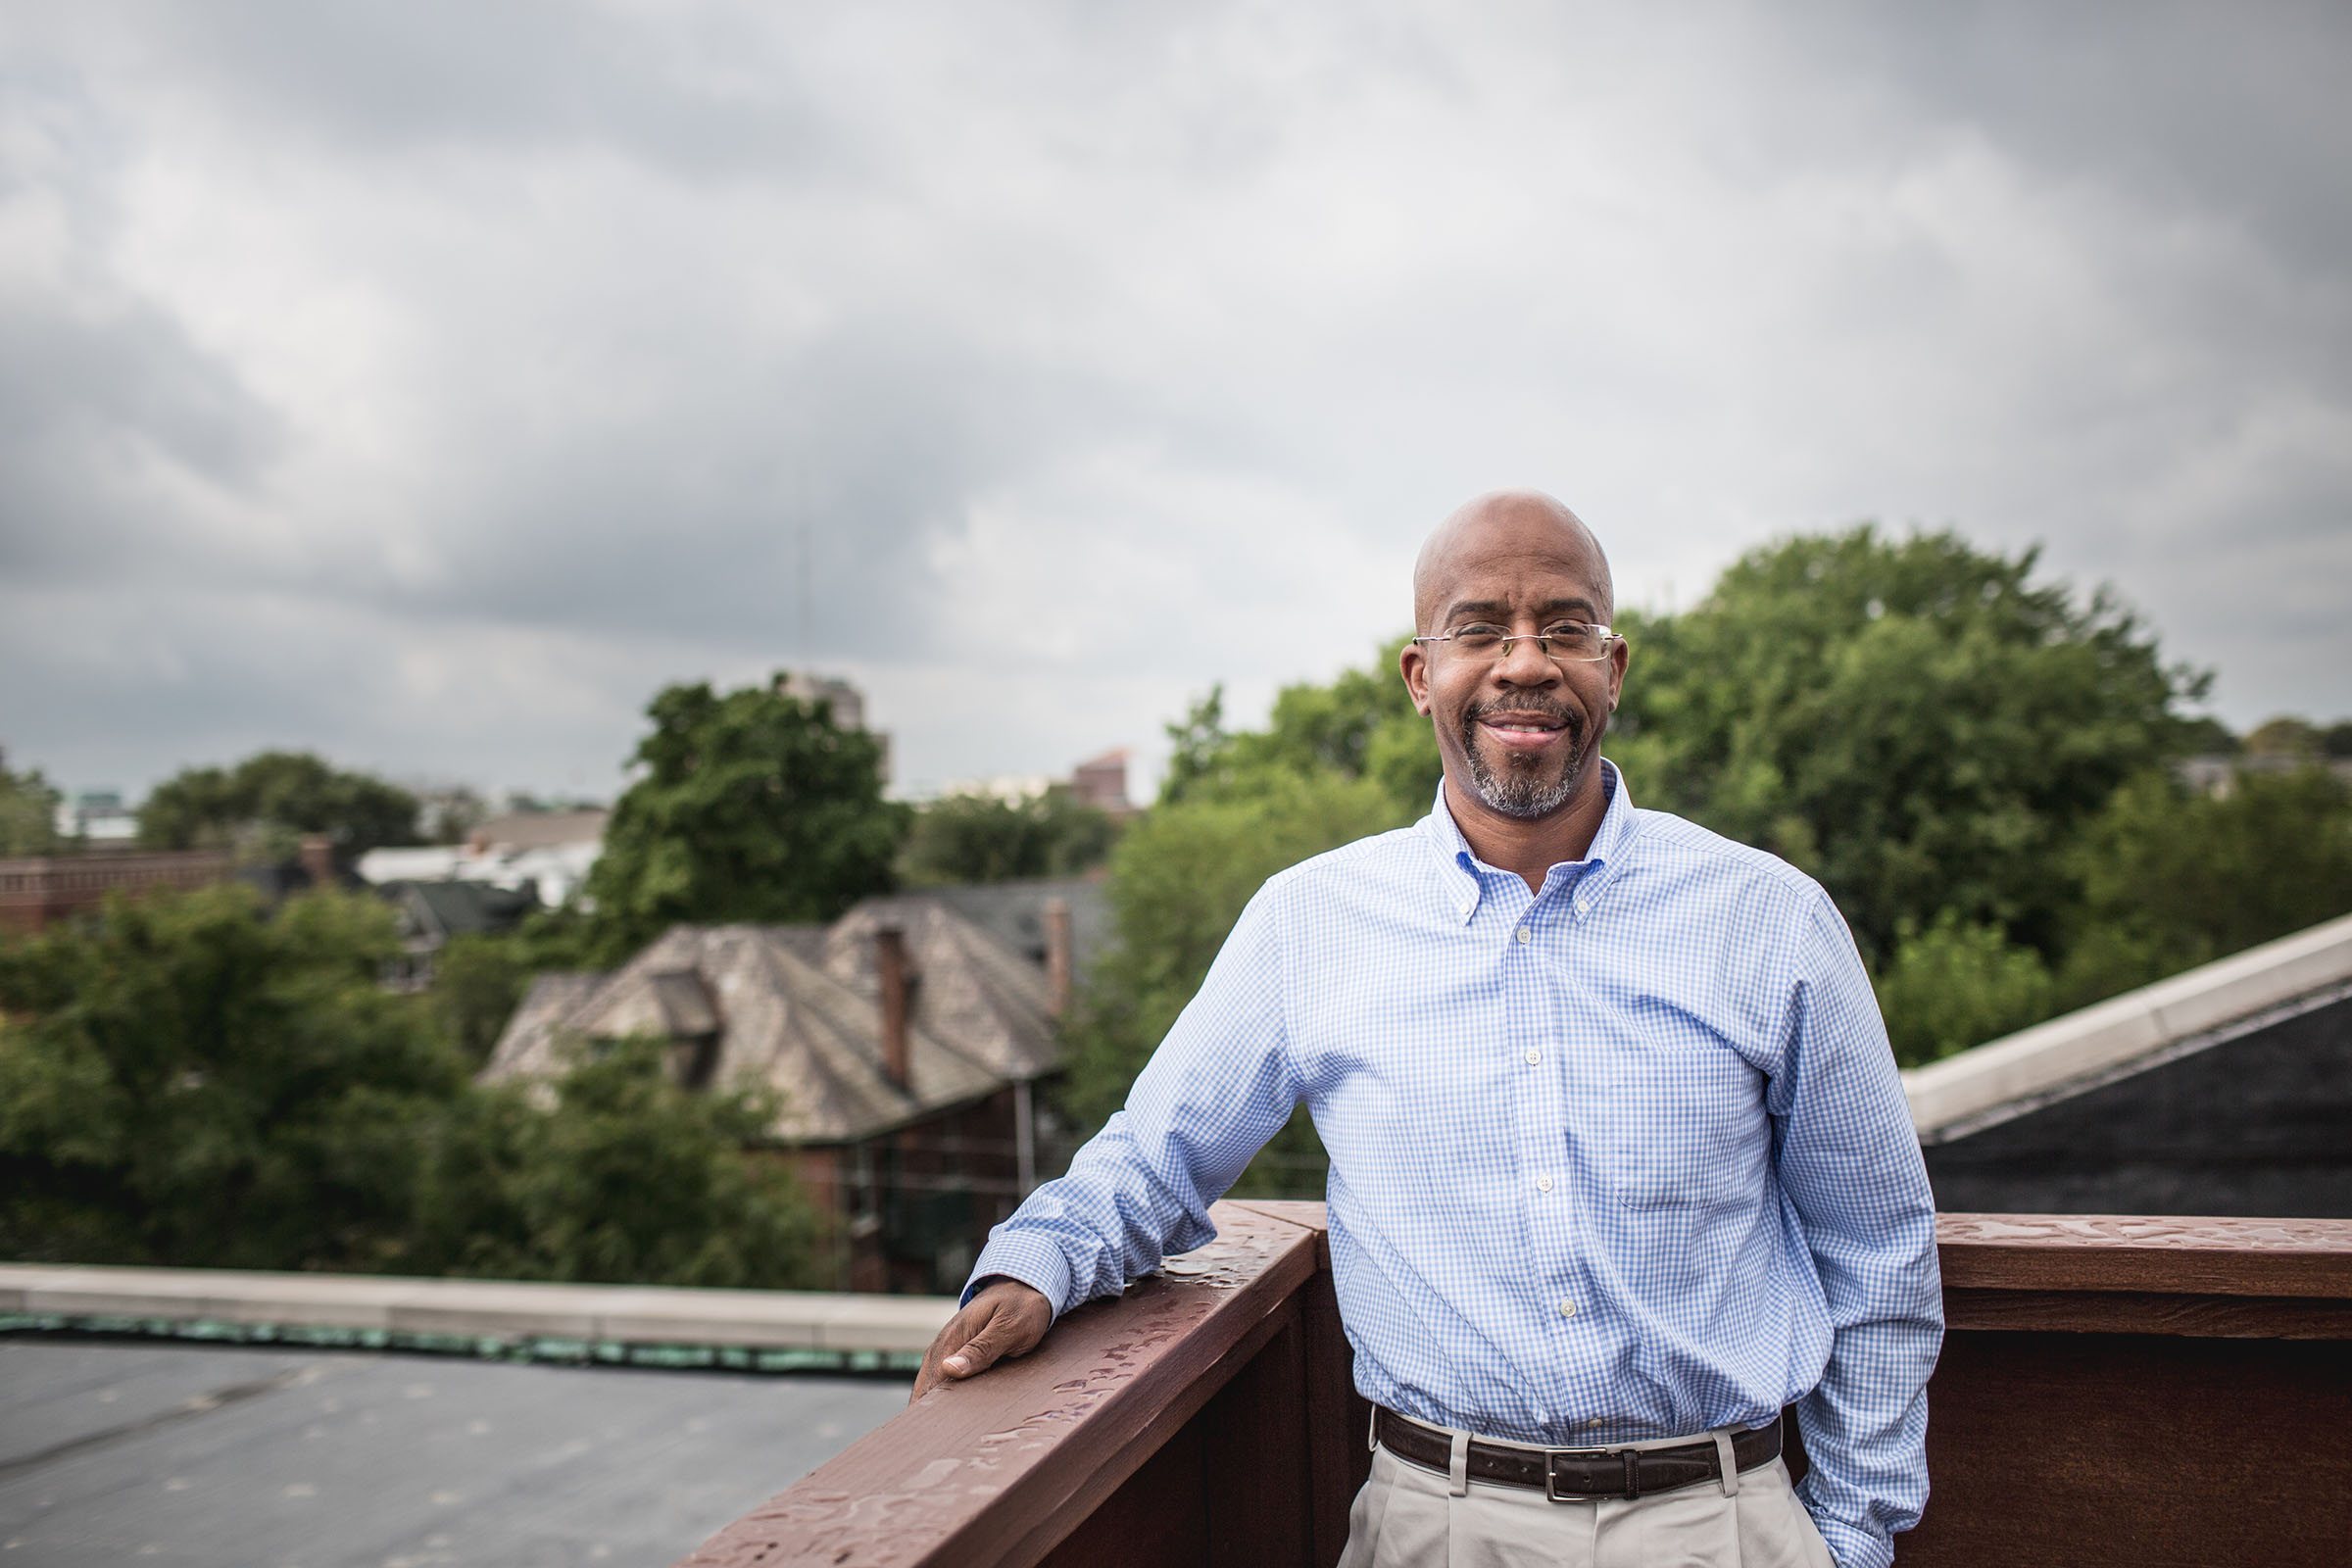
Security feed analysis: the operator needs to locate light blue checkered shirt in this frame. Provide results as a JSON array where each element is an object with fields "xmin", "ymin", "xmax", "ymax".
[{"xmin": 971, "ymin": 763, "xmax": 1942, "ymax": 1568}]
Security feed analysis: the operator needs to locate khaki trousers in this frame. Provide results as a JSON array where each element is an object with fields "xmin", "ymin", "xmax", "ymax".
[{"xmin": 1338, "ymin": 1426, "xmax": 1838, "ymax": 1568}]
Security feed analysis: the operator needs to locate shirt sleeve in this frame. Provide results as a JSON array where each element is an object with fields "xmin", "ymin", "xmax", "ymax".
[
  {"xmin": 964, "ymin": 884, "xmax": 1302, "ymax": 1314},
  {"xmin": 1770, "ymin": 888, "xmax": 1945, "ymax": 1568}
]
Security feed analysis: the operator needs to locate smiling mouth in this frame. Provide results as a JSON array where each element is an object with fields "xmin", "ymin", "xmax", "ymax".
[{"xmin": 1472, "ymin": 707, "xmax": 1574, "ymax": 749}]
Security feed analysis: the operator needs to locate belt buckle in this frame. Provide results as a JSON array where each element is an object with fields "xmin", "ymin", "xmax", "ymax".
[{"xmin": 1542, "ymin": 1446, "xmax": 1616, "ymax": 1503}]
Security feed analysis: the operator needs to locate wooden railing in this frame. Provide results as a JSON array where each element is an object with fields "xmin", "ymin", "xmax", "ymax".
[{"xmin": 674, "ymin": 1205, "xmax": 2352, "ymax": 1568}]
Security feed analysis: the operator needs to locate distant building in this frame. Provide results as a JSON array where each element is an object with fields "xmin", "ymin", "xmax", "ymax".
[
  {"xmin": 482, "ymin": 884, "xmax": 1092, "ymax": 1292},
  {"xmin": 776, "ymin": 671, "xmax": 890, "ymax": 786},
  {"xmin": 1906, "ymin": 912, "xmax": 2352, "ymax": 1217},
  {"xmin": 378, "ymin": 878, "xmax": 541, "ymax": 991},
  {"xmin": 1068, "ymin": 749, "xmax": 1133, "ymax": 814},
  {"xmin": 52, "ymin": 789, "xmax": 140, "ymax": 843},
  {"xmin": 931, "ymin": 748, "xmax": 1137, "ymax": 814},
  {"xmin": 0, "ymin": 849, "xmax": 233, "ymax": 934},
  {"xmin": 357, "ymin": 808, "xmax": 608, "ymax": 908},
  {"xmin": 2177, "ymin": 752, "xmax": 2352, "ymax": 797}
]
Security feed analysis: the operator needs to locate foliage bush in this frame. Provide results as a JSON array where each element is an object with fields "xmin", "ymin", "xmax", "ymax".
[
  {"xmin": 0, "ymin": 759, "xmax": 63, "ymax": 857},
  {"xmin": 2056, "ymin": 765, "xmax": 2352, "ymax": 1007},
  {"xmin": 411, "ymin": 1037, "xmax": 822, "ymax": 1289},
  {"xmin": 0, "ymin": 885, "xmax": 825, "ymax": 1284},
  {"xmin": 0, "ymin": 884, "xmax": 459, "ymax": 1269},
  {"xmin": 1873, "ymin": 912, "xmax": 2056, "ymax": 1067},
  {"xmin": 137, "ymin": 751, "xmax": 423, "ymax": 865},
  {"xmin": 901, "ymin": 785, "xmax": 1117, "ymax": 885},
  {"xmin": 1061, "ymin": 664, "xmax": 1424, "ymax": 1198},
  {"xmin": 1608, "ymin": 525, "xmax": 2203, "ymax": 964},
  {"xmin": 583, "ymin": 677, "xmax": 906, "ymax": 962}
]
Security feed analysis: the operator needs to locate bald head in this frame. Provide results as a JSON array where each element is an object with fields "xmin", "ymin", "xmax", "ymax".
[{"xmin": 1413, "ymin": 490, "xmax": 1613, "ymax": 632}]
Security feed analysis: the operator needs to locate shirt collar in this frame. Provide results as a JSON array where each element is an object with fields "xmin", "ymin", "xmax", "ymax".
[{"xmin": 1420, "ymin": 759, "xmax": 1637, "ymax": 924}]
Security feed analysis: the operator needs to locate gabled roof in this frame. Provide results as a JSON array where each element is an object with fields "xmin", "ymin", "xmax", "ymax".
[
  {"xmin": 480, "ymin": 896, "xmax": 1061, "ymax": 1145},
  {"xmin": 919, "ymin": 877, "xmax": 1111, "ymax": 977},
  {"xmin": 383, "ymin": 879, "xmax": 538, "ymax": 941},
  {"xmin": 823, "ymin": 896, "xmax": 1060, "ymax": 1083},
  {"xmin": 1904, "ymin": 911, "xmax": 2352, "ymax": 1144}
]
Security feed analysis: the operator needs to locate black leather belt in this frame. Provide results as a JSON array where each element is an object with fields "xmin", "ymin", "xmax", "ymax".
[{"xmin": 1375, "ymin": 1406, "xmax": 1782, "ymax": 1501}]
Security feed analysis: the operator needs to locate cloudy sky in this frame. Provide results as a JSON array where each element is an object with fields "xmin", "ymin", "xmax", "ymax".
[{"xmin": 3, "ymin": 1, "xmax": 2347, "ymax": 805}]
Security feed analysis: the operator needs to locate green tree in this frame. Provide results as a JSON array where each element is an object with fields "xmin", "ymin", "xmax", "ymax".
[
  {"xmin": 2243, "ymin": 716, "xmax": 2322, "ymax": 760},
  {"xmin": 138, "ymin": 751, "xmax": 422, "ymax": 865},
  {"xmin": 583, "ymin": 678, "xmax": 908, "ymax": 961},
  {"xmin": 1607, "ymin": 526, "xmax": 2203, "ymax": 963},
  {"xmin": 1064, "ymin": 766, "xmax": 1408, "ymax": 1197},
  {"xmin": 418, "ymin": 908, "xmax": 606, "ymax": 1069},
  {"xmin": 0, "ymin": 884, "xmax": 829, "ymax": 1285},
  {"xmin": 0, "ymin": 758, "xmax": 63, "ymax": 857},
  {"xmin": 901, "ymin": 786, "xmax": 1117, "ymax": 885},
  {"xmin": 411, "ymin": 1036, "xmax": 824, "ymax": 1289},
  {"xmin": 1873, "ymin": 912, "xmax": 2057, "ymax": 1067},
  {"xmin": 0, "ymin": 885, "xmax": 461, "ymax": 1269},
  {"xmin": 2057, "ymin": 766, "xmax": 2352, "ymax": 1004},
  {"xmin": 1064, "ymin": 640, "xmax": 1439, "ymax": 1197},
  {"xmin": 426, "ymin": 934, "xmax": 533, "ymax": 1067},
  {"xmin": 1161, "ymin": 640, "xmax": 1441, "ymax": 815}
]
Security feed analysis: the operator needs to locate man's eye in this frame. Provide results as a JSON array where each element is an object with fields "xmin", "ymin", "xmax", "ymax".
[{"xmin": 1451, "ymin": 624, "xmax": 1507, "ymax": 643}]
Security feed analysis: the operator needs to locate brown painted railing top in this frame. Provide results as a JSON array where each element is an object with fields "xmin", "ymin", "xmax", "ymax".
[
  {"xmin": 674, "ymin": 1208, "xmax": 2352, "ymax": 1568},
  {"xmin": 674, "ymin": 1201, "xmax": 1322, "ymax": 1568},
  {"xmin": 1935, "ymin": 1211, "xmax": 2352, "ymax": 1297}
]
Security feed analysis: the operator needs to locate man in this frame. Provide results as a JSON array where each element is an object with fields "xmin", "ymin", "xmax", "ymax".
[{"xmin": 913, "ymin": 491, "xmax": 1942, "ymax": 1568}]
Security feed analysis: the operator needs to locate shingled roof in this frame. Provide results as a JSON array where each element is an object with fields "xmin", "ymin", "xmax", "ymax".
[{"xmin": 480, "ymin": 895, "xmax": 1061, "ymax": 1145}]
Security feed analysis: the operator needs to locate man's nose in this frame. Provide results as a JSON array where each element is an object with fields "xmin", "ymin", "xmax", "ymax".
[{"xmin": 1494, "ymin": 634, "xmax": 1561, "ymax": 684}]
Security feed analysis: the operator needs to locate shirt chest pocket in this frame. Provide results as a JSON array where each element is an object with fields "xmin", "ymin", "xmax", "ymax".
[{"xmin": 1598, "ymin": 1045, "xmax": 1769, "ymax": 1211}]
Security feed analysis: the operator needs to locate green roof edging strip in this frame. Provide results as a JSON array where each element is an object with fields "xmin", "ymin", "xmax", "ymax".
[{"xmin": 0, "ymin": 1313, "xmax": 922, "ymax": 1376}]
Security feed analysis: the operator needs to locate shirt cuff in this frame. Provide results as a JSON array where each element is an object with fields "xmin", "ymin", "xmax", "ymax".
[
  {"xmin": 1809, "ymin": 1513, "xmax": 1890, "ymax": 1568},
  {"xmin": 964, "ymin": 1231, "xmax": 1077, "ymax": 1317}
]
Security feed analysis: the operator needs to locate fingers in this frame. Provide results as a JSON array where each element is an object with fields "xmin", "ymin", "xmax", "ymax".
[{"xmin": 909, "ymin": 1281, "xmax": 1052, "ymax": 1403}]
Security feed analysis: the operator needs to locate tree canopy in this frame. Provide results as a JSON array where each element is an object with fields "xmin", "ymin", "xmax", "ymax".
[
  {"xmin": 0, "ymin": 884, "xmax": 460, "ymax": 1269},
  {"xmin": 582, "ymin": 678, "xmax": 907, "ymax": 960},
  {"xmin": 410, "ymin": 1036, "xmax": 822, "ymax": 1289},
  {"xmin": 138, "ymin": 751, "xmax": 422, "ymax": 864},
  {"xmin": 1159, "ymin": 640, "xmax": 1439, "ymax": 815},
  {"xmin": 0, "ymin": 758, "xmax": 62, "ymax": 857},
  {"xmin": 1608, "ymin": 526, "xmax": 2204, "ymax": 963},
  {"xmin": 900, "ymin": 786, "xmax": 1117, "ymax": 886},
  {"xmin": 1061, "ymin": 654, "xmax": 1431, "ymax": 1196},
  {"xmin": 0, "ymin": 883, "xmax": 825, "ymax": 1285}
]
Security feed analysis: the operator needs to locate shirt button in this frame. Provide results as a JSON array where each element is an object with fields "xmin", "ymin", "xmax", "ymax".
[
  {"xmin": 1587, "ymin": 1415, "xmax": 1605, "ymax": 1427},
  {"xmin": 1537, "ymin": 1175, "xmax": 1553, "ymax": 1193},
  {"xmin": 1524, "ymin": 1048, "xmax": 1541, "ymax": 1066},
  {"xmin": 1515, "ymin": 926, "xmax": 1533, "ymax": 944},
  {"xmin": 1556, "ymin": 1299, "xmax": 1576, "ymax": 1319}
]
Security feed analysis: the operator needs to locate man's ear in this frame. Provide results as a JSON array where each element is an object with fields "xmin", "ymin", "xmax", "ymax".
[{"xmin": 1399, "ymin": 640, "xmax": 1432, "ymax": 715}]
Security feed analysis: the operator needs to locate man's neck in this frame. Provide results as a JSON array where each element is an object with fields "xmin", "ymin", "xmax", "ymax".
[{"xmin": 1443, "ymin": 768, "xmax": 1610, "ymax": 894}]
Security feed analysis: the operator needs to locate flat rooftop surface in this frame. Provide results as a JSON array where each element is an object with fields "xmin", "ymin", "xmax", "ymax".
[{"xmin": 0, "ymin": 1338, "xmax": 909, "ymax": 1567}]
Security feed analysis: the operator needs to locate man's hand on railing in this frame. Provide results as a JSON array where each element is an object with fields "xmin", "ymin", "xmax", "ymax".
[{"xmin": 909, "ymin": 1276, "xmax": 1054, "ymax": 1402}]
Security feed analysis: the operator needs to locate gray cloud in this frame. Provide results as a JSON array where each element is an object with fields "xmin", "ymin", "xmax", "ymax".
[{"xmin": 1, "ymin": 1, "xmax": 2346, "ymax": 803}]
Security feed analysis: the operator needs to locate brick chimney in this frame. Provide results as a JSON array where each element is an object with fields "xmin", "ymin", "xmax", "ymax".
[
  {"xmin": 1044, "ymin": 898, "xmax": 1073, "ymax": 1018},
  {"xmin": 298, "ymin": 835, "xmax": 335, "ymax": 889},
  {"xmin": 875, "ymin": 925, "xmax": 910, "ymax": 1090}
]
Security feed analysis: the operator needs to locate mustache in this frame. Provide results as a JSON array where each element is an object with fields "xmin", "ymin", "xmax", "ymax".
[{"xmin": 1464, "ymin": 696, "xmax": 1581, "ymax": 731}]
